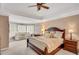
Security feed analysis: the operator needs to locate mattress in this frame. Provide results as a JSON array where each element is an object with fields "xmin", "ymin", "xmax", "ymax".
[{"xmin": 29, "ymin": 36, "xmax": 63, "ymax": 53}]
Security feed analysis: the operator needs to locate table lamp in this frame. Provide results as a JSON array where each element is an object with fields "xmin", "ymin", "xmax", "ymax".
[{"xmin": 69, "ymin": 29, "xmax": 74, "ymax": 40}]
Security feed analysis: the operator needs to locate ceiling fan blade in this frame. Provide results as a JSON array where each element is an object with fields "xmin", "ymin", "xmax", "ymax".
[
  {"xmin": 37, "ymin": 3, "xmax": 46, "ymax": 6},
  {"xmin": 41, "ymin": 5, "xmax": 49, "ymax": 9},
  {"xmin": 28, "ymin": 3, "xmax": 49, "ymax": 11},
  {"xmin": 28, "ymin": 5, "xmax": 37, "ymax": 7},
  {"xmin": 41, "ymin": 3, "xmax": 46, "ymax": 4},
  {"xmin": 37, "ymin": 5, "xmax": 41, "ymax": 11}
]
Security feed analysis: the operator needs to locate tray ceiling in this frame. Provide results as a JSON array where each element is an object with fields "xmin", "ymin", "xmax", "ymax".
[{"xmin": 0, "ymin": 3, "xmax": 79, "ymax": 20}]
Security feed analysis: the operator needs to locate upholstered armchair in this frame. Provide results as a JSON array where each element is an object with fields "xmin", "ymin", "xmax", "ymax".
[{"xmin": 14, "ymin": 32, "xmax": 31, "ymax": 40}]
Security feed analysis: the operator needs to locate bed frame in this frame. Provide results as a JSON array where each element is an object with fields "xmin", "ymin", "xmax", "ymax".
[{"xmin": 27, "ymin": 27, "xmax": 65, "ymax": 55}]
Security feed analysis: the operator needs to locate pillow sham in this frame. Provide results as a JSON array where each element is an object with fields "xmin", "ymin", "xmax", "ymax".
[{"xmin": 54, "ymin": 32, "xmax": 63, "ymax": 38}]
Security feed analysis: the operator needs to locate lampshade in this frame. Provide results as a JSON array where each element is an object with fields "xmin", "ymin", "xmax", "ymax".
[{"xmin": 69, "ymin": 29, "xmax": 74, "ymax": 33}]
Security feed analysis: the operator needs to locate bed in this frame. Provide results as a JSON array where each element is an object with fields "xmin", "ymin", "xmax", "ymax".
[{"xmin": 27, "ymin": 27, "xmax": 65, "ymax": 55}]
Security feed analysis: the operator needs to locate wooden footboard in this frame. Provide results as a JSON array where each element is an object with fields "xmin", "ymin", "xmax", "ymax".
[
  {"xmin": 27, "ymin": 38, "xmax": 63, "ymax": 55},
  {"xmin": 27, "ymin": 38, "xmax": 46, "ymax": 54}
]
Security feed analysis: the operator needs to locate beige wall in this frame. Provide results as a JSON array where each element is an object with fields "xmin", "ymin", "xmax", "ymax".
[
  {"xmin": 0, "ymin": 15, "xmax": 9, "ymax": 49},
  {"xmin": 42, "ymin": 15, "xmax": 79, "ymax": 38}
]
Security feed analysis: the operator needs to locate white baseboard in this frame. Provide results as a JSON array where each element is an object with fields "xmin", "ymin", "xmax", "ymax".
[{"xmin": 1, "ymin": 47, "xmax": 8, "ymax": 51}]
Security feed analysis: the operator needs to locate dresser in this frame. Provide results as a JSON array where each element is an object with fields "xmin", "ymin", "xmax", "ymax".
[{"xmin": 64, "ymin": 39, "xmax": 78, "ymax": 55}]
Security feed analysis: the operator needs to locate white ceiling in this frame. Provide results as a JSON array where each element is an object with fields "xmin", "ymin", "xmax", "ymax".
[{"xmin": 0, "ymin": 3, "xmax": 79, "ymax": 20}]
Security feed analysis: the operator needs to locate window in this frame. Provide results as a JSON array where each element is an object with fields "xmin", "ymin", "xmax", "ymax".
[
  {"xmin": 9, "ymin": 23, "xmax": 35, "ymax": 38},
  {"xmin": 27, "ymin": 25, "xmax": 34, "ymax": 34},
  {"xmin": 9, "ymin": 23, "xmax": 18, "ymax": 37},
  {"xmin": 18, "ymin": 24, "xmax": 27, "ymax": 32}
]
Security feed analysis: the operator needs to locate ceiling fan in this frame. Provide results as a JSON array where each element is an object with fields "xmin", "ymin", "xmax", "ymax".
[{"xmin": 28, "ymin": 3, "xmax": 49, "ymax": 11}]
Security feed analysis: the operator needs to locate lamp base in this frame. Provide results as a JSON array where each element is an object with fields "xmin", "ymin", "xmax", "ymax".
[{"xmin": 70, "ymin": 33, "xmax": 72, "ymax": 40}]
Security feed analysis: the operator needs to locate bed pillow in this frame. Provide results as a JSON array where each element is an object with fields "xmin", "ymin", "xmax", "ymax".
[
  {"xmin": 54, "ymin": 32, "xmax": 63, "ymax": 38},
  {"xmin": 49, "ymin": 31, "xmax": 56, "ymax": 38}
]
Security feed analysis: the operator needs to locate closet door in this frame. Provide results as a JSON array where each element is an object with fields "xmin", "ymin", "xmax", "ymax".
[{"xmin": 0, "ymin": 16, "xmax": 9, "ymax": 49}]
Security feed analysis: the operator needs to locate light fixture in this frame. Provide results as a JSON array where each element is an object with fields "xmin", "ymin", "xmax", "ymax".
[{"xmin": 41, "ymin": 24, "xmax": 45, "ymax": 34}]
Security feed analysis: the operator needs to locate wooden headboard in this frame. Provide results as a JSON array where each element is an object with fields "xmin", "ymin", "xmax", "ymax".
[{"xmin": 46, "ymin": 27, "xmax": 65, "ymax": 39}]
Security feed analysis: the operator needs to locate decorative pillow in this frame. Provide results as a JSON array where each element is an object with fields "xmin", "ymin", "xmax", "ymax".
[
  {"xmin": 54, "ymin": 32, "xmax": 63, "ymax": 38},
  {"xmin": 44, "ymin": 31, "xmax": 50, "ymax": 38}
]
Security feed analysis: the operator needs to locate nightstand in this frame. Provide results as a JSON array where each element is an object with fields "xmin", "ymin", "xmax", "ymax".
[{"xmin": 64, "ymin": 39, "xmax": 78, "ymax": 55}]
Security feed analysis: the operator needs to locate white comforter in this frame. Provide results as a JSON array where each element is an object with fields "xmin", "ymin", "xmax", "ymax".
[{"xmin": 29, "ymin": 36, "xmax": 63, "ymax": 53}]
